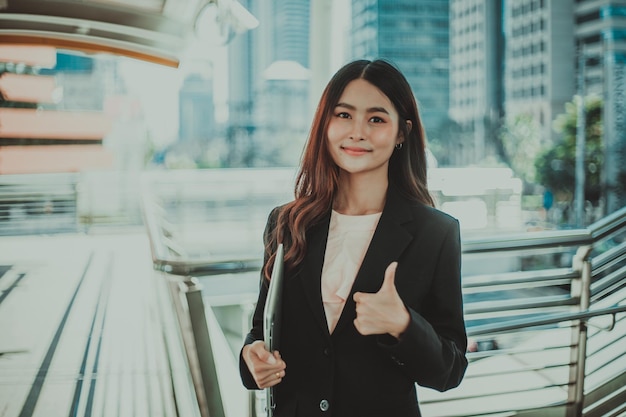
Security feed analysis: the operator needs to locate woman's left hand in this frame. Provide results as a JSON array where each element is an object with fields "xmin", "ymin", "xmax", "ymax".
[{"xmin": 353, "ymin": 262, "xmax": 410, "ymax": 339}]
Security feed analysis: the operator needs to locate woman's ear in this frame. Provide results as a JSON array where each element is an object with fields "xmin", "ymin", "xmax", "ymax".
[{"xmin": 397, "ymin": 120, "xmax": 412, "ymax": 142}]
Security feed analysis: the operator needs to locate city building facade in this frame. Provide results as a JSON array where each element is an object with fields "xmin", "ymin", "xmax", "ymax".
[
  {"xmin": 503, "ymin": 0, "xmax": 576, "ymax": 145},
  {"xmin": 575, "ymin": 0, "xmax": 626, "ymax": 213},
  {"xmin": 449, "ymin": 0, "xmax": 504, "ymax": 165},
  {"xmin": 227, "ymin": 0, "xmax": 311, "ymax": 167},
  {"xmin": 179, "ymin": 73, "xmax": 215, "ymax": 143},
  {"xmin": 351, "ymin": 0, "xmax": 450, "ymax": 143}
]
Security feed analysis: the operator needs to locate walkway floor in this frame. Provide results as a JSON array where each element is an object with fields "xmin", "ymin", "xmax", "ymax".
[{"xmin": 0, "ymin": 231, "xmax": 183, "ymax": 417}]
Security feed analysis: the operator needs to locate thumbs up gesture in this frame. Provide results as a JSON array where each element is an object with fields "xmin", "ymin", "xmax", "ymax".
[{"xmin": 353, "ymin": 262, "xmax": 410, "ymax": 339}]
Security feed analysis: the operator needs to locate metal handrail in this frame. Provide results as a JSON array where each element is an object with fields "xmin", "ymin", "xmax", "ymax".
[
  {"xmin": 0, "ymin": 172, "xmax": 80, "ymax": 235},
  {"xmin": 142, "ymin": 193, "xmax": 263, "ymax": 276},
  {"xmin": 461, "ymin": 206, "xmax": 626, "ymax": 254},
  {"xmin": 424, "ymin": 213, "xmax": 626, "ymax": 417},
  {"xmin": 462, "ymin": 229, "xmax": 593, "ymax": 253},
  {"xmin": 467, "ymin": 304, "xmax": 626, "ymax": 337},
  {"xmin": 140, "ymin": 170, "xmax": 294, "ymax": 276}
]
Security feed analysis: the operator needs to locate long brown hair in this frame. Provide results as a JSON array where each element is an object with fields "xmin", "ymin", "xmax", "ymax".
[{"xmin": 263, "ymin": 59, "xmax": 434, "ymax": 280}]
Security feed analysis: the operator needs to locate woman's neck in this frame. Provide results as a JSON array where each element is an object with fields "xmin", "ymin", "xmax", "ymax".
[{"xmin": 333, "ymin": 174, "xmax": 387, "ymax": 215}]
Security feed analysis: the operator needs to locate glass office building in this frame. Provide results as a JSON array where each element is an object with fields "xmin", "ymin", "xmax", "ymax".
[
  {"xmin": 351, "ymin": 0, "xmax": 450, "ymax": 138},
  {"xmin": 449, "ymin": 0, "xmax": 504, "ymax": 165},
  {"xmin": 575, "ymin": 0, "xmax": 626, "ymax": 212}
]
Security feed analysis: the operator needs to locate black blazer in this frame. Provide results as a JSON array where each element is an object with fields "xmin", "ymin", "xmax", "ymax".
[{"xmin": 240, "ymin": 185, "xmax": 468, "ymax": 417}]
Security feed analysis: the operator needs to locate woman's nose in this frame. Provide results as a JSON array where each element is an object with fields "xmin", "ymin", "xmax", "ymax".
[{"xmin": 349, "ymin": 120, "xmax": 366, "ymax": 140}]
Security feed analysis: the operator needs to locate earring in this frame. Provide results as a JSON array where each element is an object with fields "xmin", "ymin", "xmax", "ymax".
[{"xmin": 395, "ymin": 143, "xmax": 403, "ymax": 150}]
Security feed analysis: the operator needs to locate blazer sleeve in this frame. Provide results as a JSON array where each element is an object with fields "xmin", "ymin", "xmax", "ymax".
[
  {"xmin": 377, "ymin": 216, "xmax": 468, "ymax": 391},
  {"xmin": 239, "ymin": 207, "xmax": 278, "ymax": 389}
]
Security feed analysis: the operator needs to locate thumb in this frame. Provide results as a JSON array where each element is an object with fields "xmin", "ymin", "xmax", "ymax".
[
  {"xmin": 263, "ymin": 349, "xmax": 277, "ymax": 364},
  {"xmin": 252, "ymin": 341, "xmax": 276, "ymax": 364},
  {"xmin": 379, "ymin": 262, "xmax": 398, "ymax": 293}
]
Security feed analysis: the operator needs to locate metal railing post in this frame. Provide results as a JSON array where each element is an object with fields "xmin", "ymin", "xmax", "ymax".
[
  {"xmin": 567, "ymin": 245, "xmax": 592, "ymax": 417},
  {"xmin": 241, "ymin": 302, "xmax": 258, "ymax": 417},
  {"xmin": 182, "ymin": 277, "xmax": 226, "ymax": 417}
]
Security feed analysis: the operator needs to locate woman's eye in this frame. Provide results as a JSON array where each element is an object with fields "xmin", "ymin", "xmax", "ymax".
[
  {"xmin": 336, "ymin": 112, "xmax": 351, "ymax": 119},
  {"xmin": 370, "ymin": 116, "xmax": 384, "ymax": 123}
]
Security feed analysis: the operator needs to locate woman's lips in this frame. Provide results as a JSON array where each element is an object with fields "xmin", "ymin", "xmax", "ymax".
[{"xmin": 341, "ymin": 146, "xmax": 371, "ymax": 156}]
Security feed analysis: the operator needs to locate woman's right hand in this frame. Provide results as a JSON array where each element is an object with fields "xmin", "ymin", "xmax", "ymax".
[{"xmin": 242, "ymin": 340, "xmax": 287, "ymax": 389}]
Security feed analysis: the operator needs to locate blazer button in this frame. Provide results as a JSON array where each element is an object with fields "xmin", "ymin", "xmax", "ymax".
[
  {"xmin": 323, "ymin": 348, "xmax": 330, "ymax": 356},
  {"xmin": 319, "ymin": 399, "xmax": 330, "ymax": 411}
]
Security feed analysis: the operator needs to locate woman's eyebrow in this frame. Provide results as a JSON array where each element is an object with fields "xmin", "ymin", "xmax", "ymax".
[
  {"xmin": 335, "ymin": 102, "xmax": 390, "ymax": 114},
  {"xmin": 368, "ymin": 106, "xmax": 390, "ymax": 114}
]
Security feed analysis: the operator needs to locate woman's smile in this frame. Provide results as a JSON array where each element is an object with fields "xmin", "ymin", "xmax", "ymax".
[{"xmin": 341, "ymin": 145, "xmax": 372, "ymax": 156}]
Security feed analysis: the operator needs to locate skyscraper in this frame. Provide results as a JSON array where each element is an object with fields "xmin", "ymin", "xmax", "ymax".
[
  {"xmin": 228, "ymin": 0, "xmax": 255, "ymax": 136},
  {"xmin": 273, "ymin": 0, "xmax": 310, "ymax": 67},
  {"xmin": 351, "ymin": 0, "xmax": 450, "ymax": 139},
  {"xmin": 179, "ymin": 73, "xmax": 215, "ymax": 143},
  {"xmin": 504, "ymin": 0, "xmax": 576, "ymax": 144},
  {"xmin": 449, "ymin": 0, "xmax": 504, "ymax": 165},
  {"xmin": 575, "ymin": 0, "xmax": 626, "ymax": 212},
  {"xmin": 246, "ymin": 0, "xmax": 311, "ymax": 166}
]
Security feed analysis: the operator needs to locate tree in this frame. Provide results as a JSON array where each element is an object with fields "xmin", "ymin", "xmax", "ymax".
[
  {"xmin": 499, "ymin": 114, "xmax": 542, "ymax": 184},
  {"xmin": 534, "ymin": 95, "xmax": 603, "ymax": 204}
]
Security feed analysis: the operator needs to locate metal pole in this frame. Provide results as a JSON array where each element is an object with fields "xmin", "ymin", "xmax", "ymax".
[
  {"xmin": 575, "ymin": 45, "xmax": 586, "ymax": 228},
  {"xmin": 184, "ymin": 278, "xmax": 226, "ymax": 417},
  {"xmin": 567, "ymin": 245, "xmax": 592, "ymax": 417}
]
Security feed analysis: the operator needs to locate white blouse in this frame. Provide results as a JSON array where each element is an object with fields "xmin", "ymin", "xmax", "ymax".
[{"xmin": 321, "ymin": 210, "xmax": 382, "ymax": 333}]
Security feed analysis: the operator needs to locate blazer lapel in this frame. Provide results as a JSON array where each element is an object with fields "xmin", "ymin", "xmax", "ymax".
[
  {"xmin": 332, "ymin": 186, "xmax": 414, "ymax": 336},
  {"xmin": 298, "ymin": 212, "xmax": 332, "ymax": 339}
]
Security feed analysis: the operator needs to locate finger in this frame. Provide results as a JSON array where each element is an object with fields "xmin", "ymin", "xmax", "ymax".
[
  {"xmin": 259, "ymin": 369, "xmax": 285, "ymax": 388},
  {"xmin": 380, "ymin": 262, "xmax": 398, "ymax": 292}
]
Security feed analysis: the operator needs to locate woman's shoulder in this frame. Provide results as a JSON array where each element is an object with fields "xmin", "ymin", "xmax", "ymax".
[
  {"xmin": 389, "ymin": 186, "xmax": 458, "ymax": 228},
  {"xmin": 401, "ymin": 198, "xmax": 460, "ymax": 232},
  {"xmin": 419, "ymin": 202, "xmax": 457, "ymax": 223},
  {"xmin": 267, "ymin": 201, "xmax": 292, "ymax": 220}
]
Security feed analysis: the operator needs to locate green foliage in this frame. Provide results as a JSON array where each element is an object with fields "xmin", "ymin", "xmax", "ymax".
[
  {"xmin": 499, "ymin": 114, "xmax": 542, "ymax": 183},
  {"xmin": 534, "ymin": 95, "xmax": 603, "ymax": 203}
]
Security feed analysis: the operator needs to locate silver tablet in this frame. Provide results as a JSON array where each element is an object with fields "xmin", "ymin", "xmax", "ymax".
[
  {"xmin": 263, "ymin": 243, "xmax": 284, "ymax": 417},
  {"xmin": 264, "ymin": 243, "xmax": 284, "ymax": 352}
]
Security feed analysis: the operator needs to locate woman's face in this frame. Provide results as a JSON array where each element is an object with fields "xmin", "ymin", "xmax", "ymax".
[{"xmin": 326, "ymin": 79, "xmax": 402, "ymax": 180}]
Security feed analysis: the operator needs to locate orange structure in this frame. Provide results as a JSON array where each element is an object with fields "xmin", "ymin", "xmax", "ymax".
[{"xmin": 0, "ymin": 45, "xmax": 113, "ymax": 174}]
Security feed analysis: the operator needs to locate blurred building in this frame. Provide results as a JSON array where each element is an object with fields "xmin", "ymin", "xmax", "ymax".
[
  {"xmin": 0, "ymin": 47, "xmax": 113, "ymax": 174},
  {"xmin": 575, "ymin": 0, "xmax": 626, "ymax": 213},
  {"xmin": 179, "ymin": 73, "xmax": 215, "ymax": 143},
  {"xmin": 450, "ymin": 0, "xmax": 577, "ymax": 149},
  {"xmin": 227, "ymin": 0, "xmax": 256, "ymax": 145},
  {"xmin": 449, "ymin": 0, "xmax": 504, "ymax": 165},
  {"xmin": 243, "ymin": 0, "xmax": 311, "ymax": 167},
  {"xmin": 351, "ymin": 0, "xmax": 450, "ymax": 139},
  {"xmin": 272, "ymin": 0, "xmax": 310, "ymax": 66},
  {"xmin": 504, "ymin": 0, "xmax": 576, "ymax": 144},
  {"xmin": 448, "ymin": 0, "xmax": 625, "ymax": 212}
]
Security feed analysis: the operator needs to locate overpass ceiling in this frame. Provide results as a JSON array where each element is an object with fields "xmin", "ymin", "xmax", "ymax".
[{"xmin": 0, "ymin": 0, "xmax": 221, "ymax": 67}]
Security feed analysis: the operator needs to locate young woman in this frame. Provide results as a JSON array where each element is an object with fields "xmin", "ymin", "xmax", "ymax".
[{"xmin": 240, "ymin": 59, "xmax": 467, "ymax": 417}]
